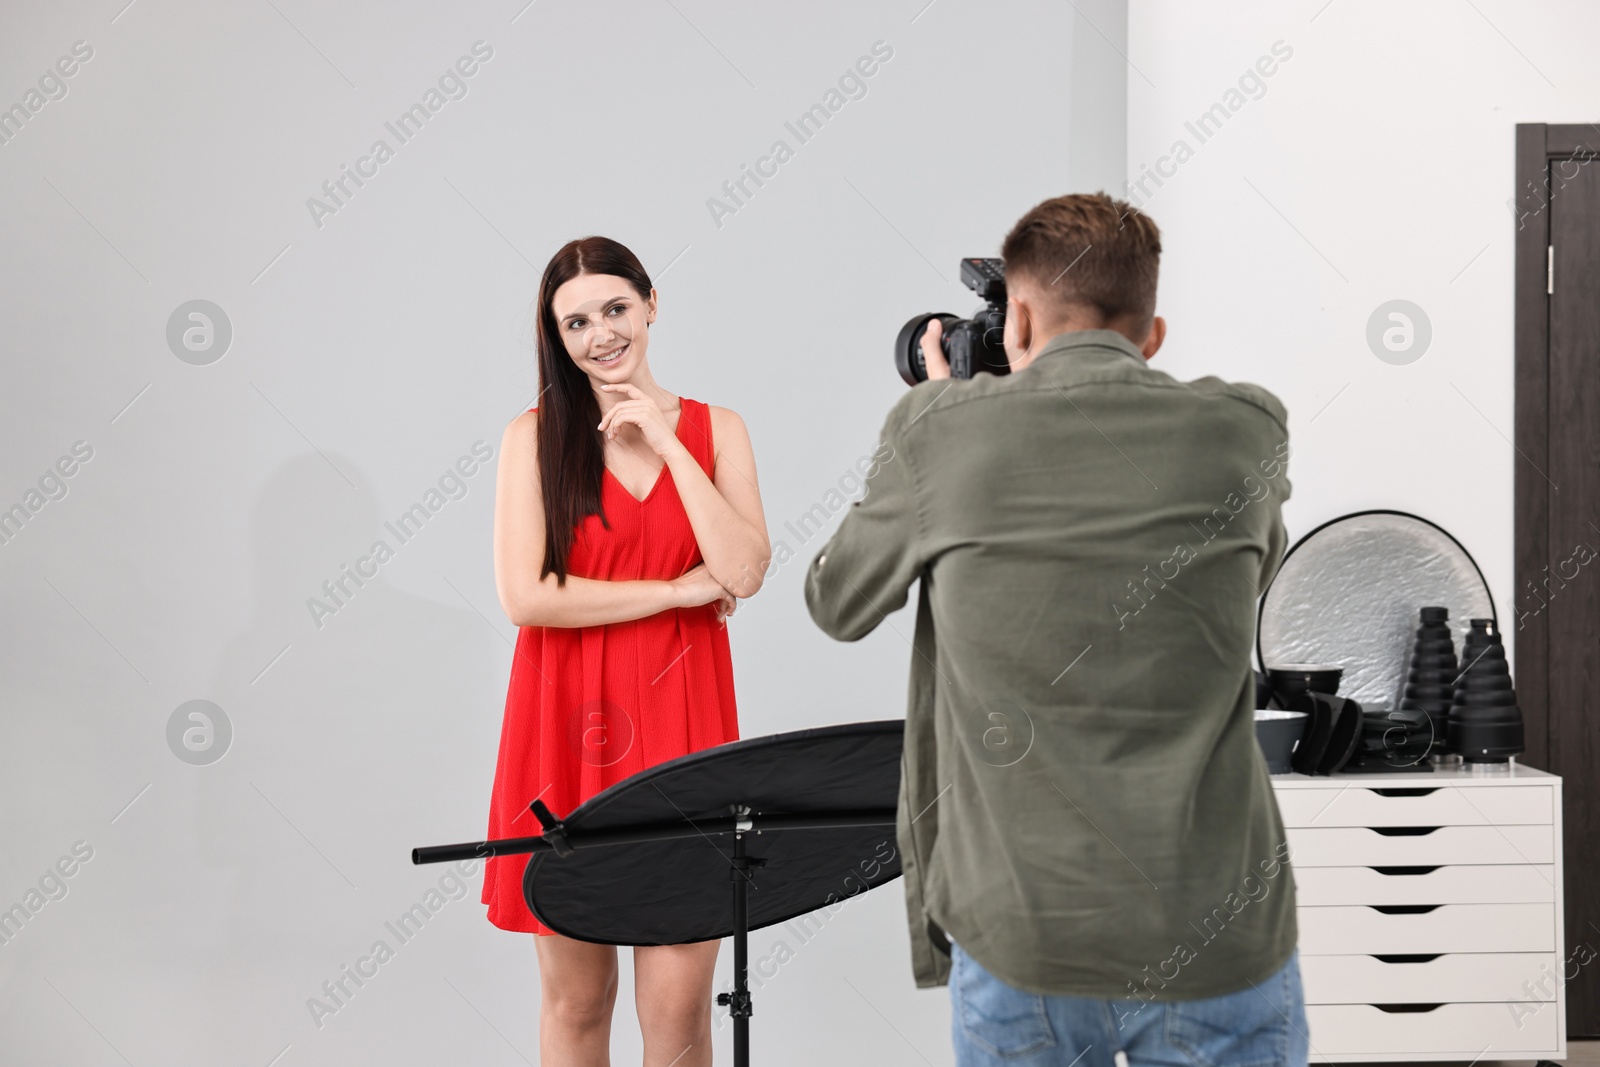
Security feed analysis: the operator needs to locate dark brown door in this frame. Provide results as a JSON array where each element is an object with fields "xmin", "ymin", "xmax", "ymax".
[{"xmin": 1516, "ymin": 122, "xmax": 1600, "ymax": 1037}]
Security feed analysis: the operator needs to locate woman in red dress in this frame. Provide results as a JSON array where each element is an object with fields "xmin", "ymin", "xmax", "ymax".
[{"xmin": 483, "ymin": 235, "xmax": 769, "ymax": 1066}]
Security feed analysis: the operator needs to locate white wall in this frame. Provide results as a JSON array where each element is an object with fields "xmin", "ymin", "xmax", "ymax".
[
  {"xmin": 0, "ymin": 2, "xmax": 1124, "ymax": 1064},
  {"xmin": 1128, "ymin": 0, "xmax": 1600, "ymax": 666}
]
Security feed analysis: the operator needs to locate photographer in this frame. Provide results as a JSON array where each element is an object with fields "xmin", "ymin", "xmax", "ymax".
[{"xmin": 804, "ymin": 193, "xmax": 1306, "ymax": 1066}]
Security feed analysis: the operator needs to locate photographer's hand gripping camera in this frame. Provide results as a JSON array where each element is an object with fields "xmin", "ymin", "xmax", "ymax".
[{"xmin": 894, "ymin": 257, "xmax": 1012, "ymax": 385}]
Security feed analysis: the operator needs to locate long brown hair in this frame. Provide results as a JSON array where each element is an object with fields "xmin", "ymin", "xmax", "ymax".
[{"xmin": 534, "ymin": 236, "xmax": 654, "ymax": 584}]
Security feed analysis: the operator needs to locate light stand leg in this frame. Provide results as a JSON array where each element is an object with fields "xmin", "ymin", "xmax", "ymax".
[
  {"xmin": 716, "ymin": 805, "xmax": 762, "ymax": 1067},
  {"xmin": 733, "ymin": 829, "xmax": 750, "ymax": 1066}
]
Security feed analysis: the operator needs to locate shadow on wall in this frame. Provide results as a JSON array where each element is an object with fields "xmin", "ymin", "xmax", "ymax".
[{"xmin": 178, "ymin": 451, "xmax": 504, "ymax": 1056}]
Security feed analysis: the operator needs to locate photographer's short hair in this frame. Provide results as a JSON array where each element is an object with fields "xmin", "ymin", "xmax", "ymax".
[{"xmin": 1001, "ymin": 193, "xmax": 1161, "ymax": 334}]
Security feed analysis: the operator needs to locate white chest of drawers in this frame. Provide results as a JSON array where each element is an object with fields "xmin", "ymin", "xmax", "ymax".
[{"xmin": 1271, "ymin": 763, "xmax": 1566, "ymax": 1063}]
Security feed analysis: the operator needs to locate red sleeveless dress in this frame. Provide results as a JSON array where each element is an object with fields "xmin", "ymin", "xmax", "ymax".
[{"xmin": 481, "ymin": 396, "xmax": 741, "ymax": 934}]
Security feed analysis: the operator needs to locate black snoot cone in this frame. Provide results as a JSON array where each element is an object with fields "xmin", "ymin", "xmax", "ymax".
[
  {"xmin": 1446, "ymin": 618, "xmax": 1525, "ymax": 762},
  {"xmin": 1400, "ymin": 606, "xmax": 1457, "ymax": 756}
]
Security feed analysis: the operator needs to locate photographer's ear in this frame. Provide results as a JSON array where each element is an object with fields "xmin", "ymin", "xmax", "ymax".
[
  {"xmin": 1005, "ymin": 294, "xmax": 1034, "ymax": 367},
  {"xmin": 1139, "ymin": 316, "xmax": 1167, "ymax": 361}
]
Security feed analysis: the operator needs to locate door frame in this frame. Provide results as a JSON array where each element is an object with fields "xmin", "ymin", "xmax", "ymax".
[{"xmin": 1512, "ymin": 122, "xmax": 1600, "ymax": 770}]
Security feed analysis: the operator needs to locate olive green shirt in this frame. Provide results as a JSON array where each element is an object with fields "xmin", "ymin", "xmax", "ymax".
[{"xmin": 803, "ymin": 328, "xmax": 1298, "ymax": 999}]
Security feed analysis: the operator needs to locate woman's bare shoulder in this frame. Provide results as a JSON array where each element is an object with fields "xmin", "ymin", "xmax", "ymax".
[
  {"xmin": 501, "ymin": 408, "xmax": 539, "ymax": 457},
  {"xmin": 707, "ymin": 404, "xmax": 750, "ymax": 437}
]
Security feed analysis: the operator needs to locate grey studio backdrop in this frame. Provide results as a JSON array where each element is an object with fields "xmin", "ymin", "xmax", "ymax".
[{"xmin": 0, "ymin": 2, "xmax": 1126, "ymax": 1064}]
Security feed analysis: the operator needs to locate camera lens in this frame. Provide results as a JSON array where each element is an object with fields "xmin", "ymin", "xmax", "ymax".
[{"xmin": 894, "ymin": 313, "xmax": 959, "ymax": 386}]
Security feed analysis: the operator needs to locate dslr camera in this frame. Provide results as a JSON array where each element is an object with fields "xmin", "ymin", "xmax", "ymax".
[{"xmin": 894, "ymin": 257, "xmax": 1011, "ymax": 385}]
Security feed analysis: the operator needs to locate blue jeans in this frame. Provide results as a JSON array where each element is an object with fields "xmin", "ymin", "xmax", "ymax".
[{"xmin": 949, "ymin": 942, "xmax": 1308, "ymax": 1067}]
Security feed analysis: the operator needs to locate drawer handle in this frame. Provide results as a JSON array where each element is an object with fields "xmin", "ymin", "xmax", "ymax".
[
  {"xmin": 1370, "ymin": 826, "xmax": 1441, "ymax": 836},
  {"xmin": 1369, "ymin": 865, "xmax": 1440, "ymax": 876},
  {"xmin": 1371, "ymin": 954, "xmax": 1443, "ymax": 964},
  {"xmin": 1369, "ymin": 788, "xmax": 1439, "ymax": 797},
  {"xmin": 1372, "ymin": 1003, "xmax": 1445, "ymax": 1013},
  {"xmin": 1368, "ymin": 904, "xmax": 1442, "ymax": 915}
]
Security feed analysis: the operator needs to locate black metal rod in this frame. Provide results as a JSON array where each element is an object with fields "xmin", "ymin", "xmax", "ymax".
[
  {"xmin": 412, "ymin": 809, "xmax": 896, "ymax": 865},
  {"xmin": 733, "ymin": 827, "xmax": 750, "ymax": 1067},
  {"xmin": 412, "ymin": 835, "xmax": 548, "ymax": 865}
]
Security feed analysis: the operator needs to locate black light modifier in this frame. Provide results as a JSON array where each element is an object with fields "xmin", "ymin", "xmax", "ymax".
[
  {"xmin": 1446, "ymin": 618, "xmax": 1525, "ymax": 762},
  {"xmin": 1400, "ymin": 605, "xmax": 1458, "ymax": 756}
]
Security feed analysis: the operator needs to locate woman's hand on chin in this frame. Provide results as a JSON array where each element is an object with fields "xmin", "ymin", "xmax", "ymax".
[{"xmin": 598, "ymin": 382, "xmax": 679, "ymax": 456}]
